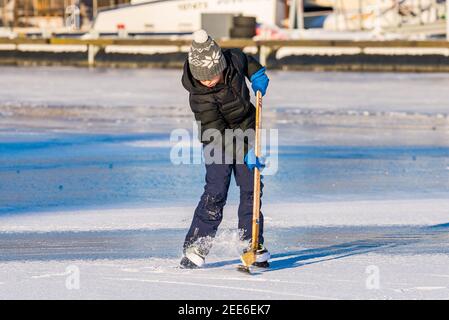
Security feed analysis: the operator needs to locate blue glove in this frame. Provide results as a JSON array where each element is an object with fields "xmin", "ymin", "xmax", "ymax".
[
  {"xmin": 244, "ymin": 148, "xmax": 265, "ymax": 171},
  {"xmin": 250, "ymin": 67, "xmax": 269, "ymax": 97}
]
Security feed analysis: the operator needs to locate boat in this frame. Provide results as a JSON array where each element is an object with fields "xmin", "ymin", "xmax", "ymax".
[{"xmin": 93, "ymin": 0, "xmax": 333, "ymax": 36}]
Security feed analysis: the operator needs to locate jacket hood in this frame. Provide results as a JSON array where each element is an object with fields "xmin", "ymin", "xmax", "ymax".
[{"xmin": 181, "ymin": 50, "xmax": 231, "ymax": 95}]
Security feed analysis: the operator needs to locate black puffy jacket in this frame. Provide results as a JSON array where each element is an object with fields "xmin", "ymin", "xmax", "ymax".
[{"xmin": 181, "ymin": 48, "xmax": 263, "ymax": 148}]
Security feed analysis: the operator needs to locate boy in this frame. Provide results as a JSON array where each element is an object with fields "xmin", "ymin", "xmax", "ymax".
[{"xmin": 180, "ymin": 30, "xmax": 270, "ymax": 269}]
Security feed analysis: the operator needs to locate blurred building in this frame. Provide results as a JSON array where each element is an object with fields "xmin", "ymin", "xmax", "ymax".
[{"xmin": 0, "ymin": 0, "xmax": 130, "ymax": 29}]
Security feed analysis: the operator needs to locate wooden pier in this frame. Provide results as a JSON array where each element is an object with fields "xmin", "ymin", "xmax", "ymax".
[{"xmin": 1, "ymin": 37, "xmax": 449, "ymax": 71}]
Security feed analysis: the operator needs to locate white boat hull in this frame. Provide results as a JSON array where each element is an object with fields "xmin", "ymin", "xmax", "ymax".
[{"xmin": 93, "ymin": 0, "xmax": 285, "ymax": 35}]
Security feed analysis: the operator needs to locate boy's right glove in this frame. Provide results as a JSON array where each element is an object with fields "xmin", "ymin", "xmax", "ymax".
[
  {"xmin": 250, "ymin": 67, "xmax": 269, "ymax": 97},
  {"xmin": 244, "ymin": 148, "xmax": 265, "ymax": 171}
]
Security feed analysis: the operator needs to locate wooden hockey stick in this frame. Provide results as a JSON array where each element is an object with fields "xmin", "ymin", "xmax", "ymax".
[{"xmin": 239, "ymin": 90, "xmax": 263, "ymax": 271}]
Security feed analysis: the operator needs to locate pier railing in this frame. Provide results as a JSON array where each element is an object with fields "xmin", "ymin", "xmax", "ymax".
[{"xmin": 1, "ymin": 37, "xmax": 449, "ymax": 66}]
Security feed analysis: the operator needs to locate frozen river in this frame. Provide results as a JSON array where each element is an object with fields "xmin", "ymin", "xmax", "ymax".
[
  {"xmin": 0, "ymin": 67, "xmax": 449, "ymax": 299},
  {"xmin": 0, "ymin": 66, "xmax": 448, "ymax": 214},
  {"xmin": 1, "ymin": 132, "xmax": 448, "ymax": 214}
]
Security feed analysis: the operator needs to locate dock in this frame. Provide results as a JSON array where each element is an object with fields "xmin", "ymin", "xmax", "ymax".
[{"xmin": 1, "ymin": 37, "xmax": 449, "ymax": 72}]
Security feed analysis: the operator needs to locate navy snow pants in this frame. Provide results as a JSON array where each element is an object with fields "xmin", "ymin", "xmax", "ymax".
[{"xmin": 183, "ymin": 161, "xmax": 264, "ymax": 254}]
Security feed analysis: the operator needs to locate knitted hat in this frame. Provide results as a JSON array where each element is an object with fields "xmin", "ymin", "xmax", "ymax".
[{"xmin": 188, "ymin": 30, "xmax": 227, "ymax": 81}]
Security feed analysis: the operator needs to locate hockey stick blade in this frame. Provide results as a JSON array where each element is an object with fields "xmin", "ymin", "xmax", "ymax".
[
  {"xmin": 240, "ymin": 251, "xmax": 256, "ymax": 267},
  {"xmin": 237, "ymin": 264, "xmax": 252, "ymax": 274}
]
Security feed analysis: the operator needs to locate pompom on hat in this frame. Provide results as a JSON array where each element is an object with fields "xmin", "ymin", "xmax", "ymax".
[{"xmin": 188, "ymin": 29, "xmax": 227, "ymax": 81}]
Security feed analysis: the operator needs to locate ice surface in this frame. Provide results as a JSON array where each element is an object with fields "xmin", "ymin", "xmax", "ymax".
[
  {"xmin": 1, "ymin": 66, "xmax": 448, "ymax": 147},
  {"xmin": 1, "ymin": 133, "xmax": 448, "ymax": 213},
  {"xmin": 1, "ymin": 253, "xmax": 449, "ymax": 299},
  {"xmin": 0, "ymin": 200, "xmax": 449, "ymax": 299},
  {"xmin": 1, "ymin": 67, "xmax": 449, "ymax": 299},
  {"xmin": 1, "ymin": 66, "xmax": 449, "ymax": 113}
]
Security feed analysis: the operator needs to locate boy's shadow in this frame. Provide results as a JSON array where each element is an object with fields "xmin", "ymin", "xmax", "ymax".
[
  {"xmin": 206, "ymin": 239, "xmax": 401, "ymax": 272},
  {"xmin": 265, "ymin": 238, "xmax": 402, "ymax": 272},
  {"xmin": 206, "ymin": 222, "xmax": 449, "ymax": 272}
]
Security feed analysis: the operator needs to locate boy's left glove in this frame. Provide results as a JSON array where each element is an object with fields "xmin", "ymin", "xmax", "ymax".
[
  {"xmin": 244, "ymin": 148, "xmax": 265, "ymax": 171},
  {"xmin": 250, "ymin": 67, "xmax": 269, "ymax": 97}
]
